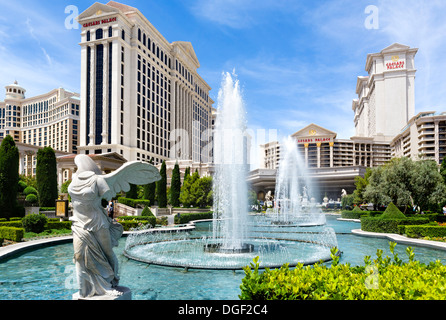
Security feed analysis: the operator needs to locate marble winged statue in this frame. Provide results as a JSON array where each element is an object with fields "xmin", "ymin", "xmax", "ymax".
[{"xmin": 68, "ymin": 154, "xmax": 161, "ymax": 298}]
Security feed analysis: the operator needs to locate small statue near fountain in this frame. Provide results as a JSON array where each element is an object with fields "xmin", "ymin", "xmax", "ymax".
[{"xmin": 69, "ymin": 155, "xmax": 161, "ymax": 300}]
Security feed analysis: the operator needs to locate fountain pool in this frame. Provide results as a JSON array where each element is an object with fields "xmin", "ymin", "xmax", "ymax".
[{"xmin": 1, "ymin": 215, "xmax": 446, "ymax": 300}]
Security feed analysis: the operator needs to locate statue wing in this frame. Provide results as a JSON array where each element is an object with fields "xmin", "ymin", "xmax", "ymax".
[{"xmin": 102, "ymin": 161, "xmax": 161, "ymax": 199}]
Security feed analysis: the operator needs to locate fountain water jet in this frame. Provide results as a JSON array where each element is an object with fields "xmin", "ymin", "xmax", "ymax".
[
  {"xmin": 123, "ymin": 72, "xmax": 338, "ymax": 270},
  {"xmin": 272, "ymin": 136, "xmax": 326, "ymax": 226},
  {"xmin": 210, "ymin": 72, "xmax": 252, "ymax": 253}
]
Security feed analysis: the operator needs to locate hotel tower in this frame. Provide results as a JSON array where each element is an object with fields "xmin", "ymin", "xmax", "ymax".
[{"xmin": 77, "ymin": 1, "xmax": 214, "ymax": 165}]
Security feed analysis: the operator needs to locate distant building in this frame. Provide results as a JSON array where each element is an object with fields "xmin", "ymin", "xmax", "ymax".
[
  {"xmin": 250, "ymin": 43, "xmax": 419, "ymax": 202},
  {"xmin": 77, "ymin": 1, "xmax": 214, "ymax": 165},
  {"xmin": 391, "ymin": 111, "xmax": 446, "ymax": 164},
  {"xmin": 0, "ymin": 81, "xmax": 80, "ymax": 176}
]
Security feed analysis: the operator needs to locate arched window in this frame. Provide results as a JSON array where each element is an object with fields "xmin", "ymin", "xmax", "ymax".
[
  {"xmin": 86, "ymin": 30, "xmax": 90, "ymax": 41},
  {"xmin": 96, "ymin": 28, "xmax": 103, "ymax": 40},
  {"xmin": 143, "ymin": 34, "xmax": 146, "ymax": 46},
  {"xmin": 138, "ymin": 28, "xmax": 141, "ymax": 41},
  {"xmin": 108, "ymin": 26, "xmax": 112, "ymax": 37}
]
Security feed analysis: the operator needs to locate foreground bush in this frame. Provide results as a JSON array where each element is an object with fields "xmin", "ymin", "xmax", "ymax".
[
  {"xmin": 239, "ymin": 243, "xmax": 446, "ymax": 300},
  {"xmin": 21, "ymin": 214, "xmax": 48, "ymax": 233}
]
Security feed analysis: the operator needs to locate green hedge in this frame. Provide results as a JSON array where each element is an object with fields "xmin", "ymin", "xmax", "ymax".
[
  {"xmin": 0, "ymin": 227, "xmax": 24, "ymax": 242},
  {"xmin": 341, "ymin": 210, "xmax": 382, "ymax": 219},
  {"xmin": 0, "ymin": 221, "xmax": 23, "ymax": 228},
  {"xmin": 119, "ymin": 219, "xmax": 155, "ymax": 231},
  {"xmin": 0, "ymin": 237, "xmax": 3, "ymax": 246},
  {"xmin": 401, "ymin": 225, "xmax": 446, "ymax": 238},
  {"xmin": 174, "ymin": 211, "xmax": 213, "ymax": 224},
  {"xmin": 117, "ymin": 197, "xmax": 151, "ymax": 208},
  {"xmin": 239, "ymin": 244, "xmax": 446, "ymax": 300},
  {"xmin": 46, "ymin": 221, "xmax": 72, "ymax": 230},
  {"xmin": 361, "ymin": 217, "xmax": 430, "ymax": 234}
]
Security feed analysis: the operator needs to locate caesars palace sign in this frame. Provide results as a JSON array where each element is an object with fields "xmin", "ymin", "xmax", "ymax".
[{"xmin": 82, "ymin": 16, "xmax": 117, "ymax": 28}]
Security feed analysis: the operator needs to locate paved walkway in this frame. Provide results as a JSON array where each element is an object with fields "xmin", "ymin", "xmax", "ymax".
[{"xmin": 351, "ymin": 228, "xmax": 446, "ymax": 251}]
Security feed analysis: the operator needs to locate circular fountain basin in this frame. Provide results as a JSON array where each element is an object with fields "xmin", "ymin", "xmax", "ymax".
[{"xmin": 124, "ymin": 219, "xmax": 339, "ymax": 270}]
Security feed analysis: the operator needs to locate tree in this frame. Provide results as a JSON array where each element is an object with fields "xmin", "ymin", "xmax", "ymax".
[
  {"xmin": 440, "ymin": 158, "xmax": 446, "ymax": 184},
  {"xmin": 179, "ymin": 171, "xmax": 199, "ymax": 207},
  {"xmin": 156, "ymin": 161, "xmax": 167, "ymax": 208},
  {"xmin": 364, "ymin": 157, "xmax": 446, "ymax": 213},
  {"xmin": 191, "ymin": 176, "xmax": 213, "ymax": 208},
  {"xmin": 0, "ymin": 135, "xmax": 19, "ymax": 219},
  {"xmin": 125, "ymin": 183, "xmax": 138, "ymax": 199},
  {"xmin": 411, "ymin": 159, "xmax": 446, "ymax": 212},
  {"xmin": 364, "ymin": 166, "xmax": 390, "ymax": 210},
  {"xmin": 170, "ymin": 162, "xmax": 181, "ymax": 207},
  {"xmin": 183, "ymin": 166, "xmax": 191, "ymax": 183},
  {"xmin": 36, "ymin": 146, "xmax": 58, "ymax": 207},
  {"xmin": 143, "ymin": 158, "xmax": 157, "ymax": 205},
  {"xmin": 353, "ymin": 167, "xmax": 372, "ymax": 205}
]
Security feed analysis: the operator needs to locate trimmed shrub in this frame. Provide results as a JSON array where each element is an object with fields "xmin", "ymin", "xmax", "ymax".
[
  {"xmin": 22, "ymin": 214, "xmax": 48, "ymax": 233},
  {"xmin": 40, "ymin": 207, "xmax": 56, "ymax": 212},
  {"xmin": 380, "ymin": 203, "xmax": 406, "ymax": 219},
  {"xmin": 402, "ymin": 225, "xmax": 446, "ymax": 238},
  {"xmin": 18, "ymin": 180, "xmax": 28, "ymax": 192},
  {"xmin": 141, "ymin": 206, "xmax": 155, "ymax": 217},
  {"xmin": 46, "ymin": 221, "xmax": 72, "ymax": 230},
  {"xmin": 361, "ymin": 217, "xmax": 430, "ymax": 234},
  {"xmin": 23, "ymin": 186, "xmax": 38, "ymax": 196},
  {"xmin": 0, "ymin": 226, "xmax": 24, "ymax": 242},
  {"xmin": 117, "ymin": 197, "xmax": 150, "ymax": 208},
  {"xmin": 174, "ymin": 211, "xmax": 213, "ymax": 224},
  {"xmin": 0, "ymin": 221, "xmax": 23, "ymax": 228},
  {"xmin": 239, "ymin": 244, "xmax": 446, "ymax": 300},
  {"xmin": 118, "ymin": 219, "xmax": 155, "ymax": 230},
  {"xmin": 25, "ymin": 194, "xmax": 38, "ymax": 204},
  {"xmin": 36, "ymin": 147, "xmax": 58, "ymax": 207}
]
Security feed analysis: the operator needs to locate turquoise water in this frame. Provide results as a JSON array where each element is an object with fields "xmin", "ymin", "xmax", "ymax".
[{"xmin": 0, "ymin": 215, "xmax": 445, "ymax": 300}]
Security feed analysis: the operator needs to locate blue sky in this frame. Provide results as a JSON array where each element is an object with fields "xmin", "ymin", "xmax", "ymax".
[{"xmin": 1, "ymin": 0, "xmax": 446, "ymax": 167}]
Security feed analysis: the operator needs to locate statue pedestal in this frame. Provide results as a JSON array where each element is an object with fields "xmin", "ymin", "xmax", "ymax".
[{"xmin": 72, "ymin": 286, "xmax": 132, "ymax": 300}]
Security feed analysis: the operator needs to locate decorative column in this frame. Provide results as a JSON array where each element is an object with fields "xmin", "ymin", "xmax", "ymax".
[
  {"xmin": 435, "ymin": 120, "xmax": 440, "ymax": 164},
  {"xmin": 304, "ymin": 143, "xmax": 309, "ymax": 167},
  {"xmin": 316, "ymin": 143, "xmax": 321, "ymax": 168},
  {"xmin": 102, "ymin": 41, "xmax": 109, "ymax": 145},
  {"xmin": 88, "ymin": 44, "xmax": 96, "ymax": 146},
  {"xmin": 329, "ymin": 142, "xmax": 334, "ymax": 167}
]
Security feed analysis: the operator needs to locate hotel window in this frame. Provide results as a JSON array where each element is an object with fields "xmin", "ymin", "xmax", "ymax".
[
  {"xmin": 121, "ymin": 30, "xmax": 125, "ymax": 41},
  {"xmin": 108, "ymin": 26, "xmax": 112, "ymax": 37},
  {"xmin": 96, "ymin": 28, "xmax": 103, "ymax": 40}
]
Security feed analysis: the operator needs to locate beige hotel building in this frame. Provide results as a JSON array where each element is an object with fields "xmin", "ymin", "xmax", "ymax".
[
  {"xmin": 77, "ymin": 1, "xmax": 214, "ymax": 165},
  {"xmin": 249, "ymin": 43, "xmax": 424, "ymax": 201},
  {"xmin": 0, "ymin": 81, "xmax": 80, "ymax": 176}
]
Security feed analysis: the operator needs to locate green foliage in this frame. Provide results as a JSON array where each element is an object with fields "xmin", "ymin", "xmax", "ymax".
[
  {"xmin": 36, "ymin": 147, "xmax": 58, "ymax": 207},
  {"xmin": 156, "ymin": 161, "xmax": 167, "ymax": 208},
  {"xmin": 141, "ymin": 206, "xmax": 155, "ymax": 217},
  {"xmin": 21, "ymin": 214, "xmax": 48, "ymax": 233},
  {"xmin": 380, "ymin": 202, "xmax": 406, "ymax": 219},
  {"xmin": 361, "ymin": 217, "xmax": 430, "ymax": 234},
  {"xmin": 403, "ymin": 225, "xmax": 446, "ymax": 238},
  {"xmin": 364, "ymin": 157, "xmax": 446, "ymax": 212},
  {"xmin": 170, "ymin": 163, "xmax": 181, "ymax": 207},
  {"xmin": 174, "ymin": 211, "xmax": 213, "ymax": 224},
  {"xmin": 18, "ymin": 180, "xmax": 28, "ymax": 193},
  {"xmin": 0, "ymin": 135, "xmax": 19, "ymax": 219},
  {"xmin": 353, "ymin": 168, "xmax": 372, "ymax": 204},
  {"xmin": 23, "ymin": 186, "xmax": 38, "ymax": 196},
  {"xmin": 117, "ymin": 197, "xmax": 150, "ymax": 208},
  {"xmin": 125, "ymin": 183, "xmax": 138, "ymax": 199},
  {"xmin": 25, "ymin": 194, "xmax": 38, "ymax": 204},
  {"xmin": 179, "ymin": 171, "xmax": 199, "ymax": 207},
  {"xmin": 117, "ymin": 217, "xmax": 155, "ymax": 230},
  {"xmin": 239, "ymin": 243, "xmax": 446, "ymax": 300},
  {"xmin": 341, "ymin": 194, "xmax": 354, "ymax": 209},
  {"xmin": 0, "ymin": 226, "xmax": 24, "ymax": 242}
]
